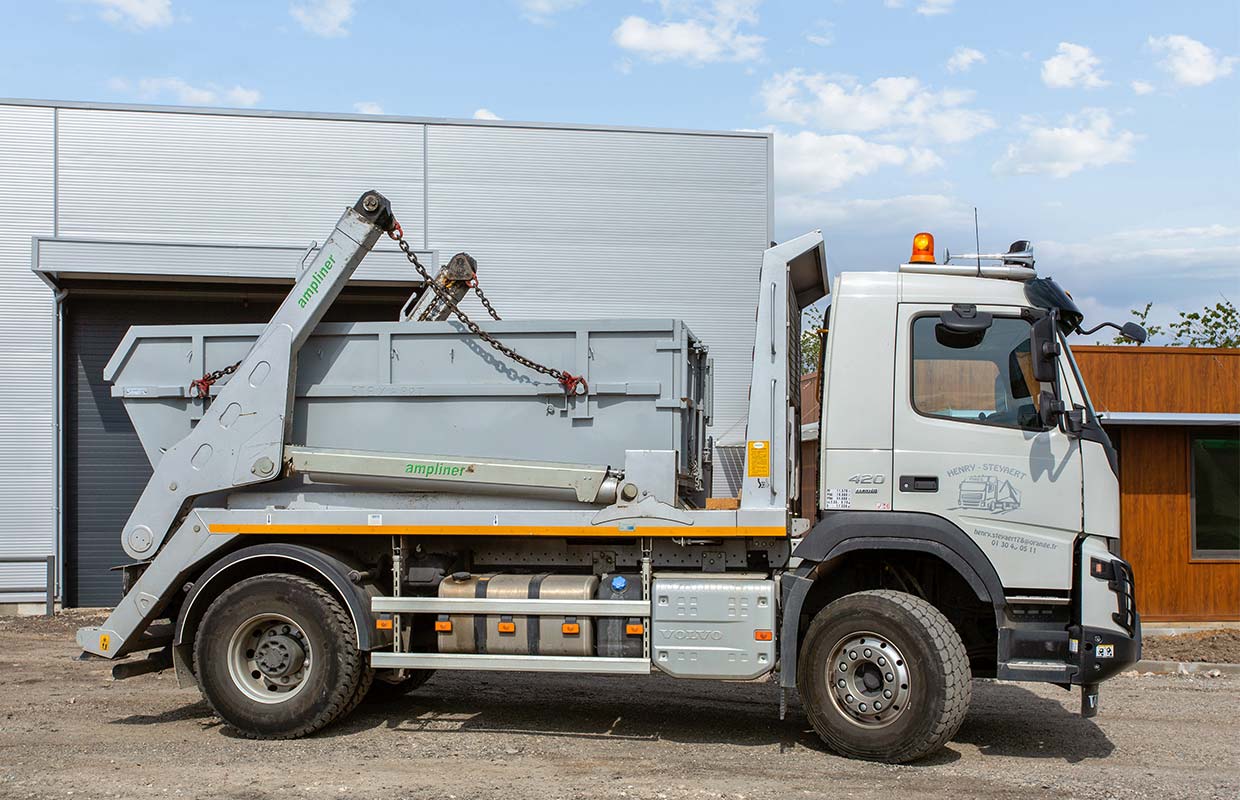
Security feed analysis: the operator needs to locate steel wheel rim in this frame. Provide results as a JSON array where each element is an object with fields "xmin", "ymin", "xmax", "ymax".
[
  {"xmin": 825, "ymin": 631, "xmax": 911, "ymax": 729},
  {"xmin": 226, "ymin": 613, "xmax": 312, "ymax": 704}
]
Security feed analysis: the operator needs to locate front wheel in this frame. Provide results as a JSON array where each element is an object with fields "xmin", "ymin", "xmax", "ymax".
[
  {"xmin": 194, "ymin": 573, "xmax": 370, "ymax": 739},
  {"xmin": 797, "ymin": 589, "xmax": 971, "ymax": 763}
]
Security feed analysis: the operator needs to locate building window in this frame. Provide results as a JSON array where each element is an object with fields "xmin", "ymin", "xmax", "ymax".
[
  {"xmin": 1191, "ymin": 431, "xmax": 1240, "ymax": 560},
  {"xmin": 911, "ymin": 316, "xmax": 1045, "ymax": 431}
]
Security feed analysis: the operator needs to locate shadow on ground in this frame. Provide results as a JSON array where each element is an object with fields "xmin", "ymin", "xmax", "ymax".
[
  {"xmin": 955, "ymin": 681, "xmax": 1114, "ymax": 763},
  {"xmin": 107, "ymin": 674, "xmax": 1113, "ymax": 764}
]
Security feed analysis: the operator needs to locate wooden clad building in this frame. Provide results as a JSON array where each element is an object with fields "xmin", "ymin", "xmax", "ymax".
[
  {"xmin": 799, "ymin": 346, "xmax": 1240, "ymax": 623},
  {"xmin": 1070, "ymin": 346, "xmax": 1239, "ymax": 621}
]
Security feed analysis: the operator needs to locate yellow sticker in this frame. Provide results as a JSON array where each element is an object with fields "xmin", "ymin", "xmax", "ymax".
[
  {"xmin": 747, "ymin": 440, "xmax": 770, "ymax": 478},
  {"xmin": 99, "ymin": 634, "xmax": 110, "ymax": 652}
]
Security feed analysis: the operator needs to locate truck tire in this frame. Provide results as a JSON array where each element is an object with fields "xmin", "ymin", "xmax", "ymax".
[
  {"xmin": 796, "ymin": 589, "xmax": 971, "ymax": 763},
  {"xmin": 194, "ymin": 573, "xmax": 367, "ymax": 739},
  {"xmin": 364, "ymin": 669, "xmax": 434, "ymax": 703}
]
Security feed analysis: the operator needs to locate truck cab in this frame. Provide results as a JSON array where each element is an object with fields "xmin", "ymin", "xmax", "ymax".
[{"xmin": 785, "ymin": 233, "xmax": 1140, "ymax": 756}]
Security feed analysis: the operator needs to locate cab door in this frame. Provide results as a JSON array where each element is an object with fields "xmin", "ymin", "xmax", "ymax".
[{"xmin": 891, "ymin": 304, "xmax": 1081, "ymax": 591}]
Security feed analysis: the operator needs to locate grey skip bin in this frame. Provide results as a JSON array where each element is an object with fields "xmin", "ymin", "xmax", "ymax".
[{"xmin": 106, "ymin": 317, "xmax": 712, "ymax": 491}]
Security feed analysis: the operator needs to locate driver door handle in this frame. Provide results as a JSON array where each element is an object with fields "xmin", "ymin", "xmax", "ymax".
[{"xmin": 899, "ymin": 475, "xmax": 939, "ymax": 493}]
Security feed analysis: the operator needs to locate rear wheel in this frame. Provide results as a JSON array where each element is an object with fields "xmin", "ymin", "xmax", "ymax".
[
  {"xmin": 797, "ymin": 589, "xmax": 971, "ymax": 763},
  {"xmin": 194, "ymin": 573, "xmax": 368, "ymax": 739}
]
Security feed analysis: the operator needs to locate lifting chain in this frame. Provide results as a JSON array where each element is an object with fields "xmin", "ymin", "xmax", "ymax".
[
  {"xmin": 189, "ymin": 360, "xmax": 241, "ymax": 399},
  {"xmin": 469, "ymin": 275, "xmax": 502, "ymax": 322},
  {"xmin": 388, "ymin": 220, "xmax": 588, "ymax": 396}
]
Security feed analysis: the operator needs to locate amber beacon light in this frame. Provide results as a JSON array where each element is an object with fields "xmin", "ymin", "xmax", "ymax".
[{"xmin": 910, "ymin": 232, "xmax": 936, "ymax": 263}]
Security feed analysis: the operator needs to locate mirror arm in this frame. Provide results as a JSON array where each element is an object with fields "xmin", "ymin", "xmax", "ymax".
[{"xmin": 1076, "ymin": 321, "xmax": 1120, "ymax": 336}]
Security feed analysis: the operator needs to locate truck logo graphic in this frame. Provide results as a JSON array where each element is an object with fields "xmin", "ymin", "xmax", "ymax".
[{"xmin": 955, "ymin": 475, "xmax": 1022, "ymax": 514}]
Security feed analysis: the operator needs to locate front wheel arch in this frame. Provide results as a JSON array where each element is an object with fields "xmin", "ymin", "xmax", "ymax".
[{"xmin": 778, "ymin": 533, "xmax": 1001, "ymax": 689}]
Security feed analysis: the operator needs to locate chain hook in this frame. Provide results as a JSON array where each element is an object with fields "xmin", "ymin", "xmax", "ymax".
[
  {"xmin": 559, "ymin": 373, "xmax": 589, "ymax": 397},
  {"xmin": 389, "ymin": 225, "xmax": 577, "ymax": 393}
]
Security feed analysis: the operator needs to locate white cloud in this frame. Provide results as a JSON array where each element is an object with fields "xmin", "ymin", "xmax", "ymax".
[
  {"xmin": 805, "ymin": 20, "xmax": 833, "ymax": 47},
  {"xmin": 946, "ymin": 47, "xmax": 985, "ymax": 73},
  {"xmin": 884, "ymin": 0, "xmax": 956, "ymax": 15},
  {"xmin": 914, "ymin": 0, "xmax": 955, "ymax": 15},
  {"xmin": 775, "ymin": 130, "xmax": 912, "ymax": 194},
  {"xmin": 761, "ymin": 70, "xmax": 995, "ymax": 144},
  {"xmin": 1130, "ymin": 80, "xmax": 1155, "ymax": 95},
  {"xmin": 1148, "ymin": 34, "xmax": 1238, "ymax": 87},
  {"xmin": 519, "ymin": 0, "xmax": 585, "ymax": 23},
  {"xmin": 225, "ymin": 86, "xmax": 262, "ymax": 106},
  {"xmin": 1108, "ymin": 224, "xmax": 1240, "ymax": 243},
  {"xmin": 128, "ymin": 77, "xmax": 262, "ymax": 107},
  {"xmin": 994, "ymin": 109, "xmax": 1137, "ymax": 178},
  {"xmin": 1042, "ymin": 225, "xmax": 1240, "ymax": 277},
  {"xmin": 1038, "ymin": 225, "xmax": 1239, "ymax": 338},
  {"xmin": 86, "ymin": 0, "xmax": 171, "ymax": 29},
  {"xmin": 353, "ymin": 101, "xmax": 384, "ymax": 114},
  {"xmin": 1041, "ymin": 42, "xmax": 1108, "ymax": 89},
  {"xmin": 473, "ymin": 108, "xmax": 502, "ymax": 120},
  {"xmin": 612, "ymin": 0, "xmax": 764, "ymax": 65},
  {"xmin": 779, "ymin": 192, "xmax": 970, "ymax": 230},
  {"xmin": 290, "ymin": 0, "xmax": 354, "ymax": 37}
]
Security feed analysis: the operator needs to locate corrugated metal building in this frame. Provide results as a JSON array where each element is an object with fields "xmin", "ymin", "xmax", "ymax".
[{"xmin": 0, "ymin": 99, "xmax": 772, "ymax": 607}]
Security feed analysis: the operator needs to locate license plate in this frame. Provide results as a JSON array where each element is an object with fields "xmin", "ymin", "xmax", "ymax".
[{"xmin": 1096, "ymin": 644, "xmax": 1115, "ymax": 659}]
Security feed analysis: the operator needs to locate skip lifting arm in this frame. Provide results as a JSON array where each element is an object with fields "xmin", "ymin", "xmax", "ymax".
[{"xmin": 77, "ymin": 191, "xmax": 395, "ymax": 657}]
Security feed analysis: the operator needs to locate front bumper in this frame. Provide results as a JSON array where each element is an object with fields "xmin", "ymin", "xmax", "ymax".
[
  {"xmin": 998, "ymin": 616, "xmax": 1142, "ymax": 685},
  {"xmin": 1073, "ymin": 616, "xmax": 1142, "ymax": 684},
  {"xmin": 999, "ymin": 552, "xmax": 1141, "ymax": 686}
]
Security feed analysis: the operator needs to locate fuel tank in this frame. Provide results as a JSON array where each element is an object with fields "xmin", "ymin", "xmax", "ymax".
[{"xmin": 436, "ymin": 573, "xmax": 599, "ymax": 657}]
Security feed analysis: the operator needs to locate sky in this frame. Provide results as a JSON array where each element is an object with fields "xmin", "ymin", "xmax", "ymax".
[{"xmin": 1, "ymin": 0, "xmax": 1237, "ymax": 341}]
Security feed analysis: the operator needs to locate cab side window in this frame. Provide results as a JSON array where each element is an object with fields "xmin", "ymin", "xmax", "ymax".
[{"xmin": 911, "ymin": 316, "xmax": 1045, "ymax": 431}]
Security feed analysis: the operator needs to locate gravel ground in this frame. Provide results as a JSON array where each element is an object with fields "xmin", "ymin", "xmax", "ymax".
[
  {"xmin": 1142, "ymin": 629, "xmax": 1240, "ymax": 664},
  {"xmin": 0, "ymin": 613, "xmax": 1237, "ymax": 800}
]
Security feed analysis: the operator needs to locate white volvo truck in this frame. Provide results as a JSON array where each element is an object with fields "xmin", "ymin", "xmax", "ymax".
[{"xmin": 74, "ymin": 193, "xmax": 1142, "ymax": 763}]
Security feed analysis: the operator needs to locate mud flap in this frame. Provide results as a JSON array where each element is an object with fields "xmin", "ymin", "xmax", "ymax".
[{"xmin": 1081, "ymin": 683, "xmax": 1100, "ymax": 718}]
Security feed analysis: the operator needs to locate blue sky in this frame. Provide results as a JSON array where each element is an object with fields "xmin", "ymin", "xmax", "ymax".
[{"xmin": 2, "ymin": 0, "xmax": 1237, "ymax": 339}]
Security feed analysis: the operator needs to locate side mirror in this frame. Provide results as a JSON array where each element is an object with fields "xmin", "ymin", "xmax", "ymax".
[
  {"xmin": 1119, "ymin": 322, "xmax": 1148, "ymax": 344},
  {"xmin": 1030, "ymin": 315, "xmax": 1060, "ymax": 384},
  {"xmin": 1039, "ymin": 390, "xmax": 1065, "ymax": 429}
]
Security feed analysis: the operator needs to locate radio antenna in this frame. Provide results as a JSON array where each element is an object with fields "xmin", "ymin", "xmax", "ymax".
[{"xmin": 973, "ymin": 207, "xmax": 981, "ymax": 275}]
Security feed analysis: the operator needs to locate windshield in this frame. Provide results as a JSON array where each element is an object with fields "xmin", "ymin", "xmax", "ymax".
[{"xmin": 1024, "ymin": 277, "xmax": 1084, "ymax": 333}]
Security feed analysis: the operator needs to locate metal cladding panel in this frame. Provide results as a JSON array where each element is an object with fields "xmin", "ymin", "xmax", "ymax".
[
  {"xmin": 0, "ymin": 105, "xmax": 55, "ymax": 598},
  {"xmin": 427, "ymin": 125, "xmax": 769, "ymax": 445},
  {"xmin": 35, "ymin": 238, "xmax": 430, "ymax": 284},
  {"xmin": 55, "ymin": 109, "xmax": 426, "ymax": 251}
]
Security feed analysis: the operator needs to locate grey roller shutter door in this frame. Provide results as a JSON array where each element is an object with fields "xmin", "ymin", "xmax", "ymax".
[{"xmin": 63, "ymin": 287, "xmax": 407, "ymax": 607}]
